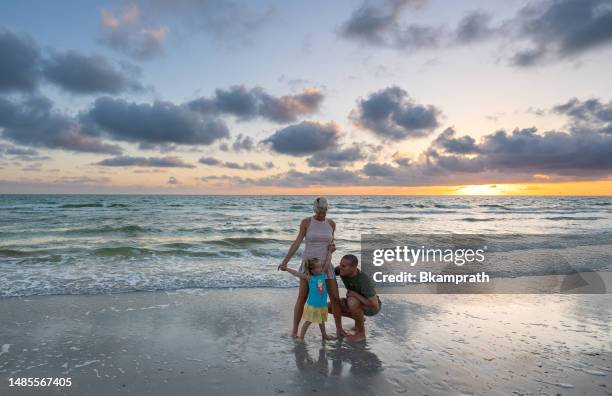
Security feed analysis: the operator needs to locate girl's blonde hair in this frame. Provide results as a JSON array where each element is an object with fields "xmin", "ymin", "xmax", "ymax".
[{"xmin": 305, "ymin": 257, "xmax": 321, "ymax": 274}]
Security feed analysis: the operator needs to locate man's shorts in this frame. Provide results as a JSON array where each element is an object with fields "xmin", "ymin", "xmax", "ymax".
[{"xmin": 341, "ymin": 295, "xmax": 382, "ymax": 316}]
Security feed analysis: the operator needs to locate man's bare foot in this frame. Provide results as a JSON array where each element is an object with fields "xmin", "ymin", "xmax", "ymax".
[
  {"xmin": 336, "ymin": 328, "xmax": 350, "ymax": 338},
  {"xmin": 322, "ymin": 334, "xmax": 336, "ymax": 341},
  {"xmin": 347, "ymin": 332, "xmax": 366, "ymax": 342},
  {"xmin": 289, "ymin": 332, "xmax": 298, "ymax": 339}
]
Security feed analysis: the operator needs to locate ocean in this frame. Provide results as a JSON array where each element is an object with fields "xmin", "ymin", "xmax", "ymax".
[{"xmin": 1, "ymin": 195, "xmax": 611, "ymax": 297}]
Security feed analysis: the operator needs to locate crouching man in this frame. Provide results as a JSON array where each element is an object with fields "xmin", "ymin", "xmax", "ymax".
[{"xmin": 329, "ymin": 254, "xmax": 381, "ymax": 342}]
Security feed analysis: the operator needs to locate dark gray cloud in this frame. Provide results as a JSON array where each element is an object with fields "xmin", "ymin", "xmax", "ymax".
[
  {"xmin": 262, "ymin": 121, "xmax": 340, "ymax": 156},
  {"xmin": 340, "ymin": 1, "xmax": 498, "ymax": 51},
  {"xmin": 351, "ymin": 86, "xmax": 441, "ymax": 139},
  {"xmin": 229, "ymin": 98, "xmax": 612, "ymax": 188},
  {"xmin": 425, "ymin": 126, "xmax": 612, "ymax": 177},
  {"xmin": 189, "ymin": 86, "xmax": 323, "ymax": 123},
  {"xmin": 198, "ymin": 157, "xmax": 221, "ymax": 166},
  {"xmin": 1, "ymin": 27, "xmax": 145, "ymax": 95},
  {"xmin": 95, "ymin": 155, "xmax": 195, "ymax": 168},
  {"xmin": 339, "ymin": 0, "xmax": 440, "ymax": 50},
  {"xmin": 553, "ymin": 97, "xmax": 612, "ymax": 133},
  {"xmin": 341, "ymin": 0, "xmax": 612, "ymax": 66},
  {"xmin": 219, "ymin": 133, "xmax": 255, "ymax": 152},
  {"xmin": 0, "ymin": 95, "xmax": 123, "ymax": 154},
  {"xmin": 0, "ymin": 27, "xmax": 41, "ymax": 92},
  {"xmin": 0, "ymin": 144, "xmax": 50, "ymax": 162},
  {"xmin": 42, "ymin": 50, "xmax": 143, "ymax": 94},
  {"xmin": 199, "ymin": 156, "xmax": 273, "ymax": 170},
  {"xmin": 455, "ymin": 11, "xmax": 497, "ymax": 44},
  {"xmin": 362, "ymin": 162, "xmax": 397, "ymax": 177},
  {"xmin": 511, "ymin": 0, "xmax": 612, "ymax": 66},
  {"xmin": 433, "ymin": 127, "xmax": 479, "ymax": 154},
  {"xmin": 82, "ymin": 97, "xmax": 230, "ymax": 146},
  {"xmin": 306, "ymin": 144, "xmax": 369, "ymax": 168}
]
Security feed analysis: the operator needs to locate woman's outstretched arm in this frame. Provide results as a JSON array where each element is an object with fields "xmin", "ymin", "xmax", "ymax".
[{"xmin": 277, "ymin": 217, "xmax": 308, "ymax": 270}]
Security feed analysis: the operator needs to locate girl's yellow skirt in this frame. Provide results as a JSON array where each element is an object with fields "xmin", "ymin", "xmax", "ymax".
[{"xmin": 302, "ymin": 304, "xmax": 328, "ymax": 323}]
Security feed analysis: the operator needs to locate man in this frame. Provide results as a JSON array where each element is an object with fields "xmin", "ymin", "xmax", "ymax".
[{"xmin": 329, "ymin": 254, "xmax": 381, "ymax": 342}]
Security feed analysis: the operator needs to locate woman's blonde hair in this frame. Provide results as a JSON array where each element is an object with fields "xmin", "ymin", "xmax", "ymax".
[{"xmin": 305, "ymin": 257, "xmax": 321, "ymax": 273}]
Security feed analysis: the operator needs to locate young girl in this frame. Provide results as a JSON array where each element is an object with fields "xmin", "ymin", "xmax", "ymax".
[{"xmin": 282, "ymin": 258, "xmax": 334, "ymax": 340}]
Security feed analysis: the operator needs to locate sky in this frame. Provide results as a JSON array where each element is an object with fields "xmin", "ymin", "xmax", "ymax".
[{"xmin": 1, "ymin": 0, "xmax": 612, "ymax": 195}]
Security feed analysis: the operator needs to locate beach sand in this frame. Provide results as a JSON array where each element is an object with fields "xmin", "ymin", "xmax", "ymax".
[{"xmin": 1, "ymin": 288, "xmax": 611, "ymax": 395}]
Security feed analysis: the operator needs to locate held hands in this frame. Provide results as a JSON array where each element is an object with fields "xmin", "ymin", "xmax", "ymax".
[
  {"xmin": 328, "ymin": 243, "xmax": 336, "ymax": 253},
  {"xmin": 277, "ymin": 262, "xmax": 288, "ymax": 271}
]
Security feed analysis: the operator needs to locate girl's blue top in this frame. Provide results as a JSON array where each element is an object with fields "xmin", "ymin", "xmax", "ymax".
[{"xmin": 306, "ymin": 273, "xmax": 328, "ymax": 308}]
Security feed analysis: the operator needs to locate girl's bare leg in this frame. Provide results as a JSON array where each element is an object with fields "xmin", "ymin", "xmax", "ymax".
[
  {"xmin": 291, "ymin": 279, "xmax": 308, "ymax": 337},
  {"xmin": 299, "ymin": 321, "xmax": 312, "ymax": 340},
  {"xmin": 319, "ymin": 323, "xmax": 335, "ymax": 340},
  {"xmin": 326, "ymin": 279, "xmax": 348, "ymax": 337}
]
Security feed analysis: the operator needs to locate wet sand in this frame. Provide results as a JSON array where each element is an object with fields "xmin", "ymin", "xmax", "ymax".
[{"xmin": 1, "ymin": 288, "xmax": 611, "ymax": 395}]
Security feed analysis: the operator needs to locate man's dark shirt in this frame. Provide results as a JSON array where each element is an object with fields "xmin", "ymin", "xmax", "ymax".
[{"xmin": 335, "ymin": 267, "xmax": 376, "ymax": 298}]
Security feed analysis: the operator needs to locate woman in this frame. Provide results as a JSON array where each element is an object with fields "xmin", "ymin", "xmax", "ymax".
[{"xmin": 278, "ymin": 197, "xmax": 347, "ymax": 338}]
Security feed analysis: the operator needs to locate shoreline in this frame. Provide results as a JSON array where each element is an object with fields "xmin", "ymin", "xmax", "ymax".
[
  {"xmin": 1, "ymin": 271, "xmax": 611, "ymax": 300},
  {"xmin": 1, "ymin": 287, "xmax": 610, "ymax": 395}
]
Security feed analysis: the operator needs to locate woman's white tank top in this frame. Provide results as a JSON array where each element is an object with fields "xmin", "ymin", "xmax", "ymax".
[{"xmin": 300, "ymin": 216, "xmax": 334, "ymax": 275}]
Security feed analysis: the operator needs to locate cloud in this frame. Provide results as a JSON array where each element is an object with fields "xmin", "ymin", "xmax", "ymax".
[
  {"xmin": 198, "ymin": 157, "xmax": 221, "ymax": 166},
  {"xmin": 1, "ymin": 27, "xmax": 145, "ymax": 95},
  {"xmin": 0, "ymin": 27, "xmax": 41, "ymax": 92},
  {"xmin": 21, "ymin": 162, "xmax": 43, "ymax": 172},
  {"xmin": 199, "ymin": 156, "xmax": 273, "ymax": 170},
  {"xmin": 95, "ymin": 155, "xmax": 195, "ymax": 168},
  {"xmin": 0, "ymin": 144, "xmax": 50, "ymax": 162},
  {"xmin": 340, "ymin": 1, "xmax": 499, "ymax": 50},
  {"xmin": 306, "ymin": 144, "xmax": 370, "ymax": 168},
  {"xmin": 0, "ymin": 95, "xmax": 123, "ymax": 154},
  {"xmin": 339, "ymin": 0, "xmax": 439, "ymax": 50},
  {"xmin": 262, "ymin": 121, "xmax": 340, "ymax": 155},
  {"xmin": 362, "ymin": 162, "xmax": 397, "ymax": 177},
  {"xmin": 432, "ymin": 127, "xmax": 479, "ymax": 154},
  {"xmin": 219, "ymin": 133, "xmax": 255, "ymax": 152},
  {"xmin": 82, "ymin": 97, "xmax": 229, "ymax": 146},
  {"xmin": 511, "ymin": 0, "xmax": 612, "ymax": 66},
  {"xmin": 351, "ymin": 86, "xmax": 442, "ymax": 139},
  {"xmin": 0, "ymin": 145, "xmax": 38, "ymax": 156},
  {"xmin": 189, "ymin": 86, "xmax": 324, "ymax": 123},
  {"xmin": 425, "ymin": 126, "xmax": 612, "ymax": 177},
  {"xmin": 144, "ymin": 0, "xmax": 275, "ymax": 45},
  {"xmin": 228, "ymin": 97, "xmax": 612, "ymax": 188},
  {"xmin": 455, "ymin": 11, "xmax": 497, "ymax": 44},
  {"xmin": 99, "ymin": 5, "xmax": 168, "ymax": 60},
  {"xmin": 251, "ymin": 168, "xmax": 362, "ymax": 187},
  {"xmin": 98, "ymin": 2, "xmax": 275, "ymax": 59},
  {"xmin": 42, "ymin": 50, "xmax": 144, "ymax": 94},
  {"xmin": 167, "ymin": 176, "xmax": 179, "ymax": 184},
  {"xmin": 340, "ymin": 0, "xmax": 612, "ymax": 66},
  {"xmin": 553, "ymin": 97, "xmax": 612, "ymax": 133}
]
